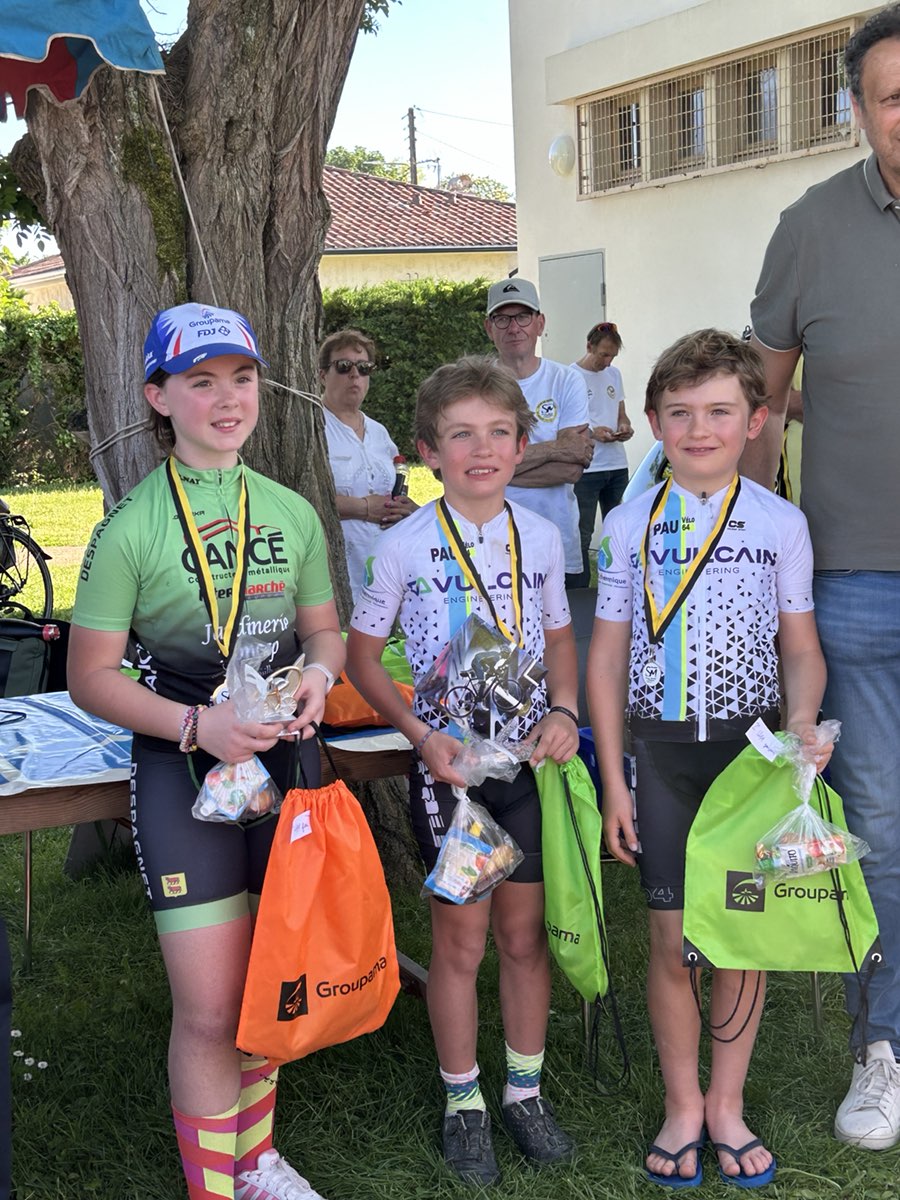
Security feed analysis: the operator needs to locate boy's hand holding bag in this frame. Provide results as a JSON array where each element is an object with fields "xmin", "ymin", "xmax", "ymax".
[{"xmin": 237, "ymin": 736, "xmax": 400, "ymax": 1064}]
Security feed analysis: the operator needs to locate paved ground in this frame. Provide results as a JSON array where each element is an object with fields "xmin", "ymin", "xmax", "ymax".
[{"xmin": 48, "ymin": 546, "xmax": 86, "ymax": 567}]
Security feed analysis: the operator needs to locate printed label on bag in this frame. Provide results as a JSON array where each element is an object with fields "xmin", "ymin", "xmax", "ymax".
[
  {"xmin": 725, "ymin": 871, "xmax": 766, "ymax": 912},
  {"xmin": 291, "ymin": 810, "xmax": 312, "ymax": 842},
  {"xmin": 746, "ymin": 718, "xmax": 782, "ymax": 762},
  {"xmin": 278, "ymin": 972, "xmax": 309, "ymax": 1020}
]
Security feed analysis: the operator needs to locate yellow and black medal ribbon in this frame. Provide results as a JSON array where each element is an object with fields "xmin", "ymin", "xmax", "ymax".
[
  {"xmin": 436, "ymin": 498, "xmax": 524, "ymax": 646},
  {"xmin": 166, "ymin": 456, "xmax": 251, "ymax": 661},
  {"xmin": 641, "ymin": 475, "xmax": 741, "ymax": 645}
]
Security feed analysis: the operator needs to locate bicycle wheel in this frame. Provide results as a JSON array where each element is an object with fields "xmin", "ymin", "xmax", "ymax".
[
  {"xmin": 0, "ymin": 528, "xmax": 54, "ymax": 621},
  {"xmin": 444, "ymin": 684, "xmax": 476, "ymax": 720}
]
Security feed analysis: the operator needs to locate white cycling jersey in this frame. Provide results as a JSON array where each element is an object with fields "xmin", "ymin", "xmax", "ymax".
[
  {"xmin": 351, "ymin": 498, "xmax": 571, "ymax": 734},
  {"xmin": 595, "ymin": 476, "xmax": 814, "ymax": 739}
]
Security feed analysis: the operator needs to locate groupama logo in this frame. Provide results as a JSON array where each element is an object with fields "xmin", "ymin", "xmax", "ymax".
[{"xmin": 725, "ymin": 871, "xmax": 766, "ymax": 912}]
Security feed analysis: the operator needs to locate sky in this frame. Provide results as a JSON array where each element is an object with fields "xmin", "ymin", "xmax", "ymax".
[{"xmin": 1, "ymin": 0, "xmax": 515, "ymax": 256}]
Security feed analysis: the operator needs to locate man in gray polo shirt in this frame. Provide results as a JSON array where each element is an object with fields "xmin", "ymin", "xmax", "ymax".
[{"xmin": 747, "ymin": 4, "xmax": 900, "ymax": 1151}]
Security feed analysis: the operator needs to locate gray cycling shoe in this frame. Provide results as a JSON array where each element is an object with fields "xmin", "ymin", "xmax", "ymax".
[
  {"xmin": 501, "ymin": 1096, "xmax": 576, "ymax": 1166},
  {"xmin": 442, "ymin": 1109, "xmax": 502, "ymax": 1187}
]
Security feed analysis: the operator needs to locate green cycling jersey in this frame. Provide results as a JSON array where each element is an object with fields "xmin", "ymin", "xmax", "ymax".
[{"xmin": 73, "ymin": 460, "xmax": 333, "ymax": 706}]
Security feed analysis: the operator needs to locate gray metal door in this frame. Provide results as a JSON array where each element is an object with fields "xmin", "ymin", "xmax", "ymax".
[{"xmin": 538, "ymin": 249, "xmax": 606, "ymax": 366}]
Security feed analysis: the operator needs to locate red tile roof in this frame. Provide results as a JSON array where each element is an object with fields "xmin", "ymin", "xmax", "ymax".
[
  {"xmin": 8, "ymin": 254, "xmax": 64, "ymax": 279},
  {"xmin": 8, "ymin": 170, "xmax": 516, "ymax": 284},
  {"xmin": 322, "ymin": 166, "xmax": 516, "ymax": 252}
]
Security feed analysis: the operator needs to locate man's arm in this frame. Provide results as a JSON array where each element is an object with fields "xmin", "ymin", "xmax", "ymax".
[
  {"xmin": 740, "ymin": 338, "xmax": 800, "ymax": 488},
  {"xmin": 513, "ymin": 424, "xmax": 593, "ymax": 487},
  {"xmin": 615, "ymin": 401, "xmax": 634, "ymax": 441}
]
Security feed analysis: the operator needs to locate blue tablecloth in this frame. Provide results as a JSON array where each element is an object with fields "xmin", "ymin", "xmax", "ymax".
[{"xmin": 0, "ymin": 692, "xmax": 131, "ymax": 796}]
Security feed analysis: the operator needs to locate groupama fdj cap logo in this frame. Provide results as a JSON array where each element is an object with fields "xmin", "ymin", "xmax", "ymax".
[{"xmin": 725, "ymin": 871, "xmax": 766, "ymax": 912}]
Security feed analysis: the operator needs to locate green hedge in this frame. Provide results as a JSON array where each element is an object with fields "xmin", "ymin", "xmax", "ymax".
[
  {"xmin": 0, "ymin": 275, "xmax": 496, "ymax": 484},
  {"xmin": 0, "ymin": 286, "xmax": 91, "ymax": 488},
  {"xmin": 322, "ymin": 277, "xmax": 494, "ymax": 456}
]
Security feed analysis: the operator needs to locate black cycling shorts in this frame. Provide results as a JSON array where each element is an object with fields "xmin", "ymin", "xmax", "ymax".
[
  {"xmin": 130, "ymin": 732, "xmax": 320, "ymax": 934},
  {"xmin": 408, "ymin": 755, "xmax": 543, "ymax": 886},
  {"xmin": 633, "ymin": 737, "xmax": 746, "ymax": 911}
]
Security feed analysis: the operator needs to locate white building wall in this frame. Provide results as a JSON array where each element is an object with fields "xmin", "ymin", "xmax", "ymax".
[{"xmin": 510, "ymin": 0, "xmax": 874, "ymax": 467}]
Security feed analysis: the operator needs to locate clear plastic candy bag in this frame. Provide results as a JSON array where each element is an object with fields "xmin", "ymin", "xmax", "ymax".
[
  {"xmin": 416, "ymin": 614, "xmax": 546, "ymax": 742},
  {"xmin": 422, "ymin": 788, "xmax": 524, "ymax": 904},
  {"xmin": 193, "ymin": 757, "xmax": 282, "ymax": 823},
  {"xmin": 754, "ymin": 719, "xmax": 870, "ymax": 885},
  {"xmin": 193, "ymin": 635, "xmax": 301, "ymax": 823}
]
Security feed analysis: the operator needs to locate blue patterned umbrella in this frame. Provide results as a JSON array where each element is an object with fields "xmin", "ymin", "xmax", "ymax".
[{"xmin": 0, "ymin": 0, "xmax": 163, "ymax": 120}]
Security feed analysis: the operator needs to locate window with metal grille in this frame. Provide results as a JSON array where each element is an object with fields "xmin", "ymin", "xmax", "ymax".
[{"xmin": 577, "ymin": 24, "xmax": 857, "ymax": 197}]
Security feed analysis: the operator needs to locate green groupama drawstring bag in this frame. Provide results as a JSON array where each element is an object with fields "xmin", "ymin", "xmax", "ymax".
[
  {"xmin": 538, "ymin": 755, "xmax": 609, "ymax": 1001},
  {"xmin": 683, "ymin": 742, "xmax": 880, "ymax": 976},
  {"xmin": 538, "ymin": 755, "xmax": 629, "ymax": 1088}
]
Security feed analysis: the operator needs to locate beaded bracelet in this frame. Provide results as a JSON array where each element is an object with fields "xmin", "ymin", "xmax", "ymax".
[
  {"xmin": 178, "ymin": 704, "xmax": 206, "ymax": 753},
  {"xmin": 548, "ymin": 705, "xmax": 579, "ymax": 726},
  {"xmin": 415, "ymin": 726, "xmax": 436, "ymax": 754}
]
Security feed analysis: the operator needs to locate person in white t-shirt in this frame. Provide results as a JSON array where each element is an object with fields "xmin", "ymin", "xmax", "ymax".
[
  {"xmin": 568, "ymin": 320, "xmax": 634, "ymax": 587},
  {"xmin": 320, "ymin": 329, "xmax": 416, "ymax": 600},
  {"xmin": 483, "ymin": 278, "xmax": 592, "ymax": 585}
]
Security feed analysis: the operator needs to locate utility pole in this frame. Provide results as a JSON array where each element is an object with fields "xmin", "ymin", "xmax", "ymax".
[{"xmin": 407, "ymin": 106, "xmax": 417, "ymax": 185}]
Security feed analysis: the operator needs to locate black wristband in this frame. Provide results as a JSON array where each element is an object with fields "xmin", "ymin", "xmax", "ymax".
[{"xmin": 549, "ymin": 705, "xmax": 579, "ymax": 726}]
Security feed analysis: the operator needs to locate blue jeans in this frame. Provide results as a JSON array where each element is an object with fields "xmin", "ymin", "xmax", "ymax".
[
  {"xmin": 814, "ymin": 570, "xmax": 900, "ymax": 1057},
  {"xmin": 569, "ymin": 468, "xmax": 629, "ymax": 589}
]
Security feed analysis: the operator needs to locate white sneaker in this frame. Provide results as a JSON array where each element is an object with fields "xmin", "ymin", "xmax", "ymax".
[
  {"xmin": 834, "ymin": 1040, "xmax": 900, "ymax": 1150},
  {"xmin": 235, "ymin": 1148, "xmax": 327, "ymax": 1200}
]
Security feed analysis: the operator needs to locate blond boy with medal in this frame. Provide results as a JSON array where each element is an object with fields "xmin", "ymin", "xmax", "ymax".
[
  {"xmin": 587, "ymin": 330, "xmax": 832, "ymax": 1190},
  {"xmin": 347, "ymin": 356, "xmax": 580, "ymax": 1186},
  {"xmin": 69, "ymin": 304, "xmax": 345, "ymax": 1200}
]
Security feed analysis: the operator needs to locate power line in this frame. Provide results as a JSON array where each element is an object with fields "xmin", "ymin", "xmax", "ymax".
[
  {"xmin": 415, "ymin": 130, "xmax": 503, "ymax": 171},
  {"xmin": 416, "ymin": 107, "xmax": 512, "ymax": 129}
]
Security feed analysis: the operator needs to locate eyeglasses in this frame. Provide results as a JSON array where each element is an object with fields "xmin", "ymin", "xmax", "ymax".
[
  {"xmin": 588, "ymin": 321, "xmax": 618, "ymax": 337},
  {"xmin": 329, "ymin": 359, "xmax": 377, "ymax": 376},
  {"xmin": 489, "ymin": 311, "xmax": 537, "ymax": 330}
]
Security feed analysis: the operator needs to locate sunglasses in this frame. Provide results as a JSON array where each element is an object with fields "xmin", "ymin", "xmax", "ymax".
[
  {"xmin": 589, "ymin": 321, "xmax": 618, "ymax": 337},
  {"xmin": 330, "ymin": 359, "xmax": 377, "ymax": 376},
  {"xmin": 490, "ymin": 311, "xmax": 537, "ymax": 330}
]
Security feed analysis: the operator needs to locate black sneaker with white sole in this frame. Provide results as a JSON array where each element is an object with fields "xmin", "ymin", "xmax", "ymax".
[
  {"xmin": 442, "ymin": 1109, "xmax": 502, "ymax": 1186},
  {"xmin": 501, "ymin": 1096, "xmax": 575, "ymax": 1166}
]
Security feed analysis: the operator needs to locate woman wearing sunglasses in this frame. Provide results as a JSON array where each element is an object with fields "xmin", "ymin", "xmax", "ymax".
[{"xmin": 319, "ymin": 329, "xmax": 416, "ymax": 600}]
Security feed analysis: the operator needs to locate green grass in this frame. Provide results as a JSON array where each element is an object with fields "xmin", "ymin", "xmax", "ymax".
[
  {"xmin": 5, "ymin": 483, "xmax": 102, "ymax": 550},
  {"xmin": 3, "ymin": 829, "xmax": 897, "ymax": 1199},
  {"xmin": 3, "ymin": 484, "xmax": 102, "ymax": 622}
]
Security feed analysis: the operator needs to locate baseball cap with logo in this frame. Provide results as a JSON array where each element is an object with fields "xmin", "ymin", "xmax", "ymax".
[
  {"xmin": 486, "ymin": 278, "xmax": 541, "ymax": 317},
  {"xmin": 143, "ymin": 303, "xmax": 269, "ymax": 381}
]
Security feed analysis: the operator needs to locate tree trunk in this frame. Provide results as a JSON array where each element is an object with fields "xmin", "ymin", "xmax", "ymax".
[{"xmin": 13, "ymin": 0, "xmax": 421, "ymax": 885}]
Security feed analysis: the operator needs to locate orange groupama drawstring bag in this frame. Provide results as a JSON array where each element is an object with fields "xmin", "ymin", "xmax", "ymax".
[{"xmin": 237, "ymin": 778, "xmax": 400, "ymax": 1065}]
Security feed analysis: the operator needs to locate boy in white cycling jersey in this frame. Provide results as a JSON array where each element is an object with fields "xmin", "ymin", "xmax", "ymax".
[
  {"xmin": 587, "ymin": 329, "xmax": 832, "ymax": 1190},
  {"xmin": 347, "ymin": 356, "xmax": 580, "ymax": 1187}
]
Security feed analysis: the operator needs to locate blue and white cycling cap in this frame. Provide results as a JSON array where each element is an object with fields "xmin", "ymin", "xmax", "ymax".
[{"xmin": 143, "ymin": 302, "xmax": 269, "ymax": 380}]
